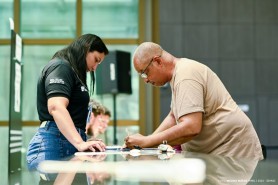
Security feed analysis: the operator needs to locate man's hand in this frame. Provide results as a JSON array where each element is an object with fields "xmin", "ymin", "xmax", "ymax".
[{"xmin": 124, "ymin": 133, "xmax": 148, "ymax": 149}]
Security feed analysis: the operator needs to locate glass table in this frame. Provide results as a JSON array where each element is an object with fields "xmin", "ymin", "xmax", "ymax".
[{"xmin": 9, "ymin": 149, "xmax": 278, "ymax": 185}]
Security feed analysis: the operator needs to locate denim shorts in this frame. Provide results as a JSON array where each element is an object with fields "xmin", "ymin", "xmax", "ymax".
[{"xmin": 26, "ymin": 121, "xmax": 87, "ymax": 171}]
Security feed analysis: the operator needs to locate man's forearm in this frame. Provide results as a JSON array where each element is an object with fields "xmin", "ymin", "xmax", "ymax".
[
  {"xmin": 148, "ymin": 121, "xmax": 196, "ymax": 147},
  {"xmin": 153, "ymin": 111, "xmax": 176, "ymax": 134}
]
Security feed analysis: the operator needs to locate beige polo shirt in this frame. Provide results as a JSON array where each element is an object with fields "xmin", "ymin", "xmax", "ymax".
[{"xmin": 170, "ymin": 58, "xmax": 263, "ymax": 160}]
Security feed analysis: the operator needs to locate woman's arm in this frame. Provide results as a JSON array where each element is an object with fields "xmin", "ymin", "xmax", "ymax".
[{"xmin": 48, "ymin": 97, "xmax": 105, "ymax": 152}]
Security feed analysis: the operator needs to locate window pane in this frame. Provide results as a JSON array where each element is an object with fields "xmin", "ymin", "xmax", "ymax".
[
  {"xmin": 82, "ymin": 0, "xmax": 139, "ymax": 38},
  {"xmin": 22, "ymin": 45, "xmax": 64, "ymax": 120},
  {"xmin": 21, "ymin": 0, "xmax": 76, "ymax": 38},
  {"xmin": 0, "ymin": 0, "xmax": 13, "ymax": 39},
  {"xmin": 0, "ymin": 46, "xmax": 11, "ymax": 120},
  {"xmin": 92, "ymin": 45, "xmax": 139, "ymax": 120}
]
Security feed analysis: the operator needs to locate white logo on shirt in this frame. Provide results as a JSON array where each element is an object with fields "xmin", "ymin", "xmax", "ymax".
[
  {"xmin": 49, "ymin": 78, "xmax": 65, "ymax": 84},
  {"xmin": 81, "ymin": 86, "xmax": 87, "ymax": 91}
]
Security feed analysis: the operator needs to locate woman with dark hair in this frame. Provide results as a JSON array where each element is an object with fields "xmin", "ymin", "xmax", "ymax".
[{"xmin": 26, "ymin": 34, "xmax": 109, "ymax": 170}]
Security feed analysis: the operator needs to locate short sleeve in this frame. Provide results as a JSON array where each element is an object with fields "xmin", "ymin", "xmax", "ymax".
[
  {"xmin": 174, "ymin": 79, "xmax": 205, "ymax": 119},
  {"xmin": 44, "ymin": 63, "xmax": 75, "ymax": 99}
]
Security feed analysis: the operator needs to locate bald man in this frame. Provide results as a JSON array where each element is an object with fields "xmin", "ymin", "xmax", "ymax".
[{"xmin": 125, "ymin": 42, "xmax": 263, "ymax": 160}]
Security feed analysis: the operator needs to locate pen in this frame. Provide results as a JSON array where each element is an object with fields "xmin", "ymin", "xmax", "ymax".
[
  {"xmin": 125, "ymin": 128, "xmax": 131, "ymax": 136},
  {"xmin": 134, "ymin": 145, "xmax": 142, "ymax": 150}
]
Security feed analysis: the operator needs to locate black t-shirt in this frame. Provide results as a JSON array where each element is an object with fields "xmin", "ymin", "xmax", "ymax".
[{"xmin": 37, "ymin": 58, "xmax": 89, "ymax": 130}]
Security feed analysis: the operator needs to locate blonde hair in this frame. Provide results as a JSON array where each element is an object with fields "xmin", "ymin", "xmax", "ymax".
[{"xmin": 89, "ymin": 99, "xmax": 105, "ymax": 116}]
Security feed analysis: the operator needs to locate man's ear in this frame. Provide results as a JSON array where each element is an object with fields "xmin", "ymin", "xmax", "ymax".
[{"xmin": 153, "ymin": 55, "xmax": 162, "ymax": 66}]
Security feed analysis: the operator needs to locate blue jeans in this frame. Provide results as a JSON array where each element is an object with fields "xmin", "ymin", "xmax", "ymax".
[{"xmin": 26, "ymin": 121, "xmax": 87, "ymax": 171}]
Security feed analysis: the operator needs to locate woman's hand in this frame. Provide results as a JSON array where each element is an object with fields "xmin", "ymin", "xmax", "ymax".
[{"xmin": 77, "ymin": 140, "xmax": 106, "ymax": 152}]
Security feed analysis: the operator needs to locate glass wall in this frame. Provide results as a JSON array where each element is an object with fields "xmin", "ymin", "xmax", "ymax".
[
  {"xmin": 0, "ymin": 0, "xmax": 140, "ymax": 122},
  {"xmin": 0, "ymin": 46, "xmax": 10, "ymax": 120},
  {"xmin": 21, "ymin": 0, "xmax": 76, "ymax": 38},
  {"xmin": 0, "ymin": 0, "xmax": 13, "ymax": 39},
  {"xmin": 83, "ymin": 0, "xmax": 138, "ymax": 38},
  {"xmin": 0, "ymin": 0, "xmax": 144, "ymax": 183}
]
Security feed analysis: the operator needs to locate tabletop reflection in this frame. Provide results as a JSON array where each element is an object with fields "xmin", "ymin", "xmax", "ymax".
[{"xmin": 33, "ymin": 150, "xmax": 269, "ymax": 185}]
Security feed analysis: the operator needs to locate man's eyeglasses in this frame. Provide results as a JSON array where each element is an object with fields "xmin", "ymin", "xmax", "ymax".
[{"xmin": 140, "ymin": 55, "xmax": 161, "ymax": 79}]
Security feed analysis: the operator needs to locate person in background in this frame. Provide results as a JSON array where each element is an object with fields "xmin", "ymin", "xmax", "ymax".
[
  {"xmin": 86, "ymin": 100, "xmax": 111, "ymax": 142},
  {"xmin": 125, "ymin": 42, "xmax": 263, "ymax": 160},
  {"xmin": 100, "ymin": 106, "xmax": 111, "ymax": 134},
  {"xmin": 86, "ymin": 99, "xmax": 105, "ymax": 138},
  {"xmin": 27, "ymin": 34, "xmax": 109, "ymax": 170},
  {"xmin": 98, "ymin": 106, "xmax": 111, "ymax": 143}
]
